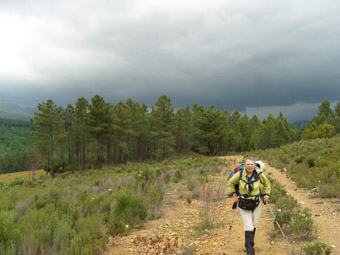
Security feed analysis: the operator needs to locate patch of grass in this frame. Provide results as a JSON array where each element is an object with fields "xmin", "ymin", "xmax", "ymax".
[{"xmin": 0, "ymin": 169, "xmax": 46, "ymax": 183}]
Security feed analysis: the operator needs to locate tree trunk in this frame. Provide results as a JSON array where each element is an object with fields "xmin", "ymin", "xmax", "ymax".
[
  {"xmin": 115, "ymin": 137, "xmax": 120, "ymax": 165},
  {"xmin": 106, "ymin": 142, "xmax": 111, "ymax": 165},
  {"xmin": 81, "ymin": 135, "xmax": 85, "ymax": 170}
]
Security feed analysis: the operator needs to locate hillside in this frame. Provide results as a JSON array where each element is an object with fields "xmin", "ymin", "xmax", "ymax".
[
  {"xmin": 0, "ymin": 102, "xmax": 35, "ymax": 120},
  {"xmin": 0, "ymin": 118, "xmax": 36, "ymax": 173},
  {"xmin": 105, "ymin": 156, "xmax": 339, "ymax": 255},
  {"xmin": 252, "ymin": 136, "xmax": 340, "ymax": 198},
  {"xmin": 0, "ymin": 145, "xmax": 338, "ymax": 254}
]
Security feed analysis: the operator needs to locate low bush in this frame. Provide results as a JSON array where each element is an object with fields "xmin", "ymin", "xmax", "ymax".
[
  {"xmin": 294, "ymin": 156, "xmax": 305, "ymax": 164},
  {"xmin": 113, "ymin": 192, "xmax": 148, "ymax": 228},
  {"xmin": 307, "ymin": 158, "xmax": 315, "ymax": 168},
  {"xmin": 0, "ymin": 210, "xmax": 21, "ymax": 254},
  {"xmin": 269, "ymin": 178, "xmax": 315, "ymax": 239},
  {"xmin": 302, "ymin": 239, "xmax": 332, "ymax": 255}
]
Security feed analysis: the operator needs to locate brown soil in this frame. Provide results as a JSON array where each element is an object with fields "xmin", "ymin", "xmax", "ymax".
[{"xmin": 103, "ymin": 156, "xmax": 340, "ymax": 255}]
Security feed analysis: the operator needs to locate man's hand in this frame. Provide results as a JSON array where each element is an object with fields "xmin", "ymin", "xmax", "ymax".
[
  {"xmin": 233, "ymin": 193, "xmax": 239, "ymax": 203},
  {"xmin": 263, "ymin": 195, "xmax": 269, "ymax": 203}
]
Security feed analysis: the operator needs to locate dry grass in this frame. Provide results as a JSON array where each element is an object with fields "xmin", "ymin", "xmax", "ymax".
[{"xmin": 0, "ymin": 169, "xmax": 46, "ymax": 182}]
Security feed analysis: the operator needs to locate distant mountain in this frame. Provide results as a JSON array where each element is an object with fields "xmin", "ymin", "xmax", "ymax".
[
  {"xmin": 0, "ymin": 102, "xmax": 35, "ymax": 121},
  {"xmin": 292, "ymin": 120, "xmax": 309, "ymax": 129}
]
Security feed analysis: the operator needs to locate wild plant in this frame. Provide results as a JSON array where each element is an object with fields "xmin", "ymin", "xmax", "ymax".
[
  {"xmin": 195, "ymin": 181, "xmax": 226, "ymax": 233},
  {"xmin": 109, "ymin": 192, "xmax": 148, "ymax": 235},
  {"xmin": 269, "ymin": 178, "xmax": 315, "ymax": 239},
  {"xmin": 0, "ymin": 210, "xmax": 21, "ymax": 254},
  {"xmin": 302, "ymin": 239, "xmax": 333, "ymax": 255}
]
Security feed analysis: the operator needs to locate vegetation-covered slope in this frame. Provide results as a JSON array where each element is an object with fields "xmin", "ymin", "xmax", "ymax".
[
  {"xmin": 0, "ymin": 155, "xmax": 224, "ymax": 255},
  {"xmin": 0, "ymin": 103, "xmax": 35, "ymax": 121},
  {"xmin": 0, "ymin": 118, "xmax": 36, "ymax": 173},
  {"xmin": 252, "ymin": 135, "xmax": 340, "ymax": 198}
]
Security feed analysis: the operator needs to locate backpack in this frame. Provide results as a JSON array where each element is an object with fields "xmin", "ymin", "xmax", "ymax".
[
  {"xmin": 227, "ymin": 163, "xmax": 244, "ymax": 194},
  {"xmin": 227, "ymin": 163, "xmax": 244, "ymax": 181}
]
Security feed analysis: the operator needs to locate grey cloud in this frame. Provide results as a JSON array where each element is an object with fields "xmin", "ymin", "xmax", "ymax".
[{"xmin": 1, "ymin": 0, "xmax": 340, "ymax": 120}]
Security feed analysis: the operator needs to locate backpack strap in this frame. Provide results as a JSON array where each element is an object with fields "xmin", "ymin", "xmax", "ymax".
[{"xmin": 239, "ymin": 169, "xmax": 262, "ymax": 198}]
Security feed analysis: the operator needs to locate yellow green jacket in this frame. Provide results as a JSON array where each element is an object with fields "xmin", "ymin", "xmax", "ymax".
[{"xmin": 228, "ymin": 168, "xmax": 271, "ymax": 199}]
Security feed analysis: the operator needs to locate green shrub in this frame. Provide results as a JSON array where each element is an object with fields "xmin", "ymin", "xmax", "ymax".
[
  {"xmin": 106, "ymin": 217, "xmax": 126, "ymax": 237},
  {"xmin": 164, "ymin": 173, "xmax": 171, "ymax": 184},
  {"xmin": 302, "ymin": 239, "xmax": 332, "ymax": 255},
  {"xmin": 279, "ymin": 153, "xmax": 290, "ymax": 164},
  {"xmin": 269, "ymin": 178, "xmax": 314, "ymax": 238},
  {"xmin": 113, "ymin": 193, "xmax": 148, "ymax": 227},
  {"xmin": 146, "ymin": 184, "xmax": 164, "ymax": 206},
  {"xmin": 0, "ymin": 211, "xmax": 21, "ymax": 254},
  {"xmin": 294, "ymin": 156, "xmax": 305, "ymax": 164},
  {"xmin": 197, "ymin": 170, "xmax": 208, "ymax": 183},
  {"xmin": 318, "ymin": 183, "xmax": 340, "ymax": 198},
  {"xmin": 307, "ymin": 158, "xmax": 315, "ymax": 168},
  {"xmin": 290, "ymin": 208, "xmax": 314, "ymax": 236},
  {"xmin": 175, "ymin": 170, "xmax": 183, "ymax": 180}
]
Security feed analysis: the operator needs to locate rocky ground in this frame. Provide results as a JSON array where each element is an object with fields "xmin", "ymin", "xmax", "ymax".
[{"xmin": 103, "ymin": 155, "xmax": 340, "ymax": 255}]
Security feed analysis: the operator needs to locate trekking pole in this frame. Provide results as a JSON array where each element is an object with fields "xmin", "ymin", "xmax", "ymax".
[
  {"xmin": 265, "ymin": 202, "xmax": 296, "ymax": 255},
  {"xmin": 222, "ymin": 202, "xmax": 237, "ymax": 255}
]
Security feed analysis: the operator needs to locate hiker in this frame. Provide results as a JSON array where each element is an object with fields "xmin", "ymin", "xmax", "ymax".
[{"xmin": 228, "ymin": 156, "xmax": 271, "ymax": 255}]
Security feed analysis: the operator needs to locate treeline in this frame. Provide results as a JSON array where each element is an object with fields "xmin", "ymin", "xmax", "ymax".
[
  {"xmin": 0, "ymin": 118, "xmax": 36, "ymax": 174},
  {"xmin": 0, "ymin": 119, "xmax": 34, "ymax": 154},
  {"xmin": 31, "ymin": 94, "xmax": 300, "ymax": 177},
  {"xmin": 301, "ymin": 99, "xmax": 340, "ymax": 139},
  {"xmin": 0, "ymin": 118, "xmax": 33, "ymax": 128}
]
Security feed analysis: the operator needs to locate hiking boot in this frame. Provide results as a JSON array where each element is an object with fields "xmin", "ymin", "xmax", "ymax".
[
  {"xmin": 244, "ymin": 228, "xmax": 256, "ymax": 250},
  {"xmin": 245, "ymin": 231, "xmax": 255, "ymax": 255}
]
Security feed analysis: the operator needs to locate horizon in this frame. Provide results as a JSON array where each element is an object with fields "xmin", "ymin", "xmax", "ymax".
[
  {"xmin": 1, "ymin": 0, "xmax": 340, "ymax": 123},
  {"xmin": 1, "ymin": 97, "xmax": 329, "ymax": 124}
]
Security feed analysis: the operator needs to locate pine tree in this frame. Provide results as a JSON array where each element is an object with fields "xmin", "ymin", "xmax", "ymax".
[
  {"xmin": 239, "ymin": 115, "xmax": 251, "ymax": 151},
  {"xmin": 193, "ymin": 105, "xmax": 227, "ymax": 155},
  {"xmin": 256, "ymin": 114, "xmax": 276, "ymax": 149},
  {"xmin": 226, "ymin": 111, "xmax": 243, "ymax": 151},
  {"xmin": 149, "ymin": 94, "xmax": 175, "ymax": 160},
  {"xmin": 126, "ymin": 99, "xmax": 149, "ymax": 161},
  {"xmin": 74, "ymin": 97, "xmax": 88, "ymax": 170},
  {"xmin": 174, "ymin": 106, "xmax": 192, "ymax": 152},
  {"xmin": 31, "ymin": 100, "xmax": 61, "ymax": 177},
  {"xmin": 87, "ymin": 95, "xmax": 112, "ymax": 168},
  {"xmin": 318, "ymin": 99, "xmax": 334, "ymax": 118},
  {"xmin": 62, "ymin": 104, "xmax": 75, "ymax": 173},
  {"xmin": 190, "ymin": 103, "xmax": 205, "ymax": 153},
  {"xmin": 112, "ymin": 101, "xmax": 130, "ymax": 164},
  {"xmin": 335, "ymin": 102, "xmax": 340, "ymax": 117}
]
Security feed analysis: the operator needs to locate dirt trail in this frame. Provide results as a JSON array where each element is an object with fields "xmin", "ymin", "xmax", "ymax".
[
  {"xmin": 264, "ymin": 163, "xmax": 340, "ymax": 255},
  {"xmin": 104, "ymin": 156, "xmax": 339, "ymax": 255}
]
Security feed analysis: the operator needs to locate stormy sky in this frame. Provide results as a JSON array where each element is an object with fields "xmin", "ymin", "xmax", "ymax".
[{"xmin": 1, "ymin": 0, "xmax": 340, "ymax": 121}]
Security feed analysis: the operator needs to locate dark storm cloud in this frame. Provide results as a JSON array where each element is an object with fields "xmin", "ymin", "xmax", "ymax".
[{"xmin": 1, "ymin": 0, "xmax": 340, "ymax": 121}]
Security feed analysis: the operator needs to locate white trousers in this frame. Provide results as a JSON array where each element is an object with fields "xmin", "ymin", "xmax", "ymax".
[{"xmin": 239, "ymin": 201, "xmax": 262, "ymax": 231}]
